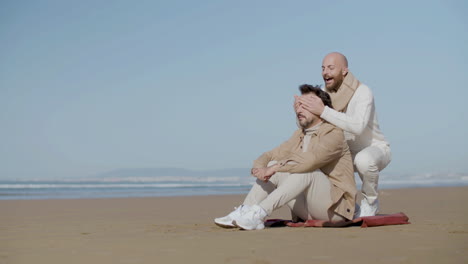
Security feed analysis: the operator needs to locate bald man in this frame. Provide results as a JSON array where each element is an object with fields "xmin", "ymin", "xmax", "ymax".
[{"xmin": 295, "ymin": 52, "xmax": 391, "ymax": 217}]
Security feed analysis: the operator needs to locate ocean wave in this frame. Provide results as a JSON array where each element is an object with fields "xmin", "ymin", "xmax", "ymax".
[
  {"xmin": 0, "ymin": 182, "xmax": 253, "ymax": 189},
  {"xmin": 2, "ymin": 173, "xmax": 467, "ymax": 190}
]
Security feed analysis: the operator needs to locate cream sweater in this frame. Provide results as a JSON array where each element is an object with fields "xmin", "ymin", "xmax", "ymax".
[{"xmin": 321, "ymin": 83, "xmax": 389, "ymax": 154}]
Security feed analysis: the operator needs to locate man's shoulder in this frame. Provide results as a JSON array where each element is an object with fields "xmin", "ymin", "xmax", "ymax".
[
  {"xmin": 355, "ymin": 82, "xmax": 373, "ymax": 96},
  {"xmin": 319, "ymin": 122, "xmax": 344, "ymax": 136},
  {"xmin": 317, "ymin": 123, "xmax": 346, "ymax": 148}
]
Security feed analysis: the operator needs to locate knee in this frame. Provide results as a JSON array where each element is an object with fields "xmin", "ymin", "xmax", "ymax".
[
  {"xmin": 282, "ymin": 172, "xmax": 311, "ymax": 186},
  {"xmin": 354, "ymin": 151, "xmax": 378, "ymax": 175},
  {"xmin": 287, "ymin": 170, "xmax": 324, "ymax": 184}
]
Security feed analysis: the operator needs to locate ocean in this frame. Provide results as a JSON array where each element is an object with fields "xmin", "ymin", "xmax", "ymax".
[
  {"xmin": 1, "ymin": 173, "xmax": 467, "ymax": 200},
  {"xmin": 0, "ymin": 179, "xmax": 254, "ymax": 200}
]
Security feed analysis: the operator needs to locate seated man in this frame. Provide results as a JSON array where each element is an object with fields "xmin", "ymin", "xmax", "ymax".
[{"xmin": 214, "ymin": 84, "xmax": 357, "ymax": 230}]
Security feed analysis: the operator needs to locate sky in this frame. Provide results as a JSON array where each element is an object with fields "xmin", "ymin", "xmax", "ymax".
[{"xmin": 1, "ymin": 0, "xmax": 467, "ymax": 180}]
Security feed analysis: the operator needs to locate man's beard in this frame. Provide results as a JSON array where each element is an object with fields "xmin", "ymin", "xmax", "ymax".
[
  {"xmin": 326, "ymin": 82, "xmax": 338, "ymax": 92},
  {"xmin": 299, "ymin": 119, "xmax": 313, "ymax": 129},
  {"xmin": 325, "ymin": 76, "xmax": 344, "ymax": 92}
]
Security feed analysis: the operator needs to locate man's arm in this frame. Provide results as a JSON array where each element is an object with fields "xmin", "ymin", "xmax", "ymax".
[
  {"xmin": 299, "ymin": 85, "xmax": 374, "ymax": 135},
  {"xmin": 274, "ymin": 126, "xmax": 345, "ymax": 174},
  {"xmin": 321, "ymin": 85, "xmax": 373, "ymax": 135},
  {"xmin": 252, "ymin": 129, "xmax": 300, "ymax": 168},
  {"xmin": 250, "ymin": 130, "xmax": 300, "ymax": 182}
]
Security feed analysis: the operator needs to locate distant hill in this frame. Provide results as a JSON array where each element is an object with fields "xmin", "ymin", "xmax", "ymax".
[{"xmin": 94, "ymin": 167, "xmax": 251, "ymax": 179}]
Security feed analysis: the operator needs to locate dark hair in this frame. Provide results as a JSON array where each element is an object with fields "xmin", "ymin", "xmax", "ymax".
[{"xmin": 299, "ymin": 84, "xmax": 333, "ymax": 109}]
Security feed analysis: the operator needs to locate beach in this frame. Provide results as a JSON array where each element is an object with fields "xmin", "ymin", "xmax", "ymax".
[{"xmin": 1, "ymin": 186, "xmax": 467, "ymax": 264}]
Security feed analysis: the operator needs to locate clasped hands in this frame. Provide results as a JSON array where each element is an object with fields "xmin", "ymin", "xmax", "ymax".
[{"xmin": 251, "ymin": 165, "xmax": 279, "ymax": 182}]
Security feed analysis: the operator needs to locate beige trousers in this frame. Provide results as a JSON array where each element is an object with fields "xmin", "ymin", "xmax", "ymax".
[{"xmin": 243, "ymin": 163, "xmax": 345, "ymax": 222}]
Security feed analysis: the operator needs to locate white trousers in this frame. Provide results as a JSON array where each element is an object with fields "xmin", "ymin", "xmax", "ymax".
[
  {"xmin": 243, "ymin": 165, "xmax": 345, "ymax": 222},
  {"xmin": 353, "ymin": 145, "xmax": 392, "ymax": 204}
]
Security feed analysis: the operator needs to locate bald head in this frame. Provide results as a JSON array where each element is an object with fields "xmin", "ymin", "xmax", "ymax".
[
  {"xmin": 323, "ymin": 52, "xmax": 348, "ymax": 68},
  {"xmin": 322, "ymin": 52, "xmax": 349, "ymax": 92}
]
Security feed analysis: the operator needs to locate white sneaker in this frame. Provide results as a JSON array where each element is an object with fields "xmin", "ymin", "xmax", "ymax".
[
  {"xmin": 214, "ymin": 205, "xmax": 251, "ymax": 228},
  {"xmin": 359, "ymin": 199, "xmax": 379, "ymax": 217},
  {"xmin": 233, "ymin": 204, "xmax": 268, "ymax": 230}
]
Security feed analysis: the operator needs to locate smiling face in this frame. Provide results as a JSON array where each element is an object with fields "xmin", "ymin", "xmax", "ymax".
[{"xmin": 321, "ymin": 52, "xmax": 348, "ymax": 92}]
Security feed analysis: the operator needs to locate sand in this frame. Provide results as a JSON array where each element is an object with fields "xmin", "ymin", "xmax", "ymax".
[{"xmin": 1, "ymin": 186, "xmax": 467, "ymax": 264}]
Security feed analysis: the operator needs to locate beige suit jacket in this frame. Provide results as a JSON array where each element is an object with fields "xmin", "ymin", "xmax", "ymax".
[{"xmin": 253, "ymin": 122, "xmax": 357, "ymax": 220}]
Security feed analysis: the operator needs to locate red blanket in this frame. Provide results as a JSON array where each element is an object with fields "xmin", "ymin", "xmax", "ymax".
[{"xmin": 265, "ymin": 212, "xmax": 410, "ymax": 228}]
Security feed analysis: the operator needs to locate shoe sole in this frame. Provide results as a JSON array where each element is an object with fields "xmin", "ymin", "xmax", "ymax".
[
  {"xmin": 233, "ymin": 220, "xmax": 263, "ymax": 230},
  {"xmin": 232, "ymin": 220, "xmax": 249, "ymax": 230},
  {"xmin": 214, "ymin": 221, "xmax": 236, "ymax": 228}
]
